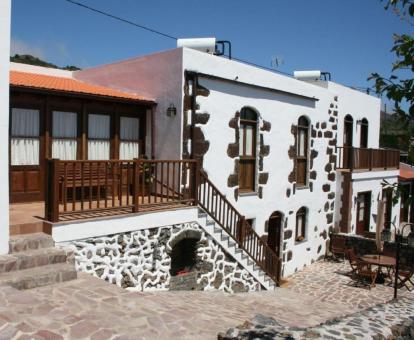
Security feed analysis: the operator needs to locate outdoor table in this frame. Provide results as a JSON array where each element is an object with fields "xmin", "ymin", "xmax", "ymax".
[{"xmin": 361, "ymin": 254, "xmax": 396, "ymax": 283}]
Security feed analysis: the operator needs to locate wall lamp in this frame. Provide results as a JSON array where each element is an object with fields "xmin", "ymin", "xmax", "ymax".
[{"xmin": 166, "ymin": 104, "xmax": 177, "ymax": 117}]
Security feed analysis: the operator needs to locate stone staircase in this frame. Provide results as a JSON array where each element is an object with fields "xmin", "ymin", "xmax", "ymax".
[
  {"xmin": 197, "ymin": 209, "xmax": 276, "ymax": 291},
  {"xmin": 0, "ymin": 233, "xmax": 77, "ymax": 289}
]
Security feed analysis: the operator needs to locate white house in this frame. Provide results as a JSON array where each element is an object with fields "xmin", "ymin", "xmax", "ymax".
[{"xmin": 4, "ymin": 40, "xmax": 401, "ymax": 290}]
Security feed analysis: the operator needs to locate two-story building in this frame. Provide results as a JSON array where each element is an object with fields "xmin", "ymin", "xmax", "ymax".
[{"xmin": 3, "ymin": 40, "xmax": 401, "ymax": 291}]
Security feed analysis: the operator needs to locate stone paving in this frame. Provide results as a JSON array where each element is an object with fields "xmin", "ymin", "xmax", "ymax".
[
  {"xmin": 285, "ymin": 260, "xmax": 412, "ymax": 309},
  {"xmin": 0, "ymin": 260, "xmax": 412, "ymax": 339}
]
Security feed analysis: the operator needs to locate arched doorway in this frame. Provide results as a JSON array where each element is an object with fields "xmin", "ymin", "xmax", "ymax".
[
  {"xmin": 267, "ymin": 211, "xmax": 283, "ymax": 256},
  {"xmin": 360, "ymin": 118, "xmax": 368, "ymax": 148},
  {"xmin": 343, "ymin": 115, "xmax": 354, "ymax": 168}
]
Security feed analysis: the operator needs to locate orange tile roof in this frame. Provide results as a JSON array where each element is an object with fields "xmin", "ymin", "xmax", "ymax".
[
  {"xmin": 400, "ymin": 162, "xmax": 414, "ymax": 180},
  {"xmin": 10, "ymin": 70, "xmax": 154, "ymax": 103}
]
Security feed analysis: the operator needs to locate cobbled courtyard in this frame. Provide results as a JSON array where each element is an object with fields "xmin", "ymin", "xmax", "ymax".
[{"xmin": 0, "ymin": 260, "xmax": 412, "ymax": 339}]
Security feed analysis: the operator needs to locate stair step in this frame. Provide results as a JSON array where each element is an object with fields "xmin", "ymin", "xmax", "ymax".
[
  {"xmin": 0, "ymin": 247, "xmax": 67, "ymax": 273},
  {"xmin": 0, "ymin": 263, "xmax": 77, "ymax": 290},
  {"xmin": 9, "ymin": 233, "xmax": 54, "ymax": 253}
]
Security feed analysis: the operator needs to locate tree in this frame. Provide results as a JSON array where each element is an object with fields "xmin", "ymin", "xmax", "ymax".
[{"xmin": 370, "ymin": 1, "xmax": 414, "ymax": 143}]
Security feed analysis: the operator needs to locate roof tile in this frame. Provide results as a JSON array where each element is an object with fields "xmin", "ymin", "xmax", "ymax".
[{"xmin": 10, "ymin": 71, "xmax": 153, "ymax": 103}]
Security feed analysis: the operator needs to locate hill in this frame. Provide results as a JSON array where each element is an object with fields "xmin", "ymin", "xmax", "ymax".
[{"xmin": 10, "ymin": 54, "xmax": 81, "ymax": 71}]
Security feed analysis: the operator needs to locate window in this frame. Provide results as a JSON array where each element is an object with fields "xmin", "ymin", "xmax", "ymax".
[
  {"xmin": 296, "ymin": 116, "xmax": 309, "ymax": 186},
  {"xmin": 344, "ymin": 115, "xmax": 353, "ymax": 147},
  {"xmin": 119, "ymin": 116, "xmax": 140, "ymax": 159},
  {"xmin": 88, "ymin": 114, "xmax": 110, "ymax": 160},
  {"xmin": 239, "ymin": 107, "xmax": 257, "ymax": 192},
  {"xmin": 360, "ymin": 118, "xmax": 368, "ymax": 148},
  {"xmin": 296, "ymin": 207, "xmax": 307, "ymax": 242},
  {"xmin": 52, "ymin": 111, "xmax": 78, "ymax": 160},
  {"xmin": 10, "ymin": 108, "xmax": 40, "ymax": 165}
]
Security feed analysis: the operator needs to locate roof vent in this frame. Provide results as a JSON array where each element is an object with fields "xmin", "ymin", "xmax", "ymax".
[
  {"xmin": 294, "ymin": 70, "xmax": 331, "ymax": 81},
  {"xmin": 177, "ymin": 38, "xmax": 216, "ymax": 53}
]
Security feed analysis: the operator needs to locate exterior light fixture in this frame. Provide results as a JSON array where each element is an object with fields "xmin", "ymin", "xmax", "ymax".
[{"xmin": 166, "ymin": 104, "xmax": 177, "ymax": 117}]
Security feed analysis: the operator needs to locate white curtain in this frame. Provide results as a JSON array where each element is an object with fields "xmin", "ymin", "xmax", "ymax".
[
  {"xmin": 11, "ymin": 108, "xmax": 40, "ymax": 165},
  {"xmin": 11, "ymin": 138, "xmax": 39, "ymax": 166},
  {"xmin": 245, "ymin": 125, "xmax": 253, "ymax": 156},
  {"xmin": 88, "ymin": 114, "xmax": 110, "ymax": 160},
  {"xmin": 88, "ymin": 140, "xmax": 110, "ymax": 160},
  {"xmin": 120, "ymin": 141, "xmax": 139, "ymax": 160},
  {"xmin": 52, "ymin": 111, "xmax": 77, "ymax": 160},
  {"xmin": 120, "ymin": 117, "xmax": 139, "ymax": 159},
  {"xmin": 52, "ymin": 139, "xmax": 77, "ymax": 160},
  {"xmin": 298, "ymin": 129, "xmax": 306, "ymax": 157}
]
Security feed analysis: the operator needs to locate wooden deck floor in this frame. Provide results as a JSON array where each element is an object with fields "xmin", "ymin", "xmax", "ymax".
[{"xmin": 10, "ymin": 194, "xmax": 191, "ymax": 227}]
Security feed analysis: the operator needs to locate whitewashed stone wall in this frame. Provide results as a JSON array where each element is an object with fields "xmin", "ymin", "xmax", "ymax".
[{"xmin": 72, "ymin": 222, "xmax": 261, "ymax": 293}]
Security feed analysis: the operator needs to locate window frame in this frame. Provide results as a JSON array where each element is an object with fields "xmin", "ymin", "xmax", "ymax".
[
  {"xmin": 51, "ymin": 110, "xmax": 79, "ymax": 160},
  {"xmin": 10, "ymin": 107, "xmax": 41, "ymax": 166},
  {"xmin": 359, "ymin": 118, "xmax": 368, "ymax": 148},
  {"xmin": 296, "ymin": 116, "xmax": 310, "ymax": 187},
  {"xmin": 87, "ymin": 113, "xmax": 112, "ymax": 160},
  {"xmin": 238, "ymin": 107, "xmax": 258, "ymax": 193},
  {"xmin": 295, "ymin": 207, "xmax": 307, "ymax": 242}
]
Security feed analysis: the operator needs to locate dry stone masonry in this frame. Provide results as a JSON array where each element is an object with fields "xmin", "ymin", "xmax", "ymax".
[{"xmin": 71, "ymin": 222, "xmax": 261, "ymax": 293}]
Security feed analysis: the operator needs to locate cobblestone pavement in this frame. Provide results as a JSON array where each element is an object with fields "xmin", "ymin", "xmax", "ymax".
[
  {"xmin": 219, "ymin": 296, "xmax": 414, "ymax": 339},
  {"xmin": 0, "ymin": 260, "xmax": 412, "ymax": 339},
  {"xmin": 285, "ymin": 260, "xmax": 411, "ymax": 309}
]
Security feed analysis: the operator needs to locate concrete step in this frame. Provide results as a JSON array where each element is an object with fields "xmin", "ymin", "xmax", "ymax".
[
  {"xmin": 0, "ymin": 263, "xmax": 77, "ymax": 290},
  {"xmin": 0, "ymin": 247, "xmax": 67, "ymax": 273},
  {"xmin": 9, "ymin": 233, "xmax": 54, "ymax": 253}
]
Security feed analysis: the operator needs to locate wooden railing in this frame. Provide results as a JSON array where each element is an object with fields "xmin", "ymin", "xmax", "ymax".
[
  {"xmin": 198, "ymin": 171, "xmax": 281, "ymax": 285},
  {"xmin": 45, "ymin": 159, "xmax": 198, "ymax": 222},
  {"xmin": 45, "ymin": 158, "xmax": 281, "ymax": 285},
  {"xmin": 336, "ymin": 147, "xmax": 400, "ymax": 171}
]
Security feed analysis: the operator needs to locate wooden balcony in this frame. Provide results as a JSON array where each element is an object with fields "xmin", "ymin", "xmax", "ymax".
[
  {"xmin": 336, "ymin": 147, "xmax": 400, "ymax": 171},
  {"xmin": 45, "ymin": 159, "xmax": 199, "ymax": 222}
]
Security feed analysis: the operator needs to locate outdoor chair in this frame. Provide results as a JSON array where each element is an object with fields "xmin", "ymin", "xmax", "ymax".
[
  {"xmin": 353, "ymin": 260, "xmax": 377, "ymax": 290},
  {"xmin": 329, "ymin": 237, "xmax": 347, "ymax": 261},
  {"xmin": 347, "ymin": 248, "xmax": 359, "ymax": 276},
  {"xmin": 397, "ymin": 262, "xmax": 414, "ymax": 291}
]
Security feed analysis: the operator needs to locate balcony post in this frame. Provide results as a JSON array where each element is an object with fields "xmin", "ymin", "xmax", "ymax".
[
  {"xmin": 45, "ymin": 158, "xmax": 60, "ymax": 223},
  {"xmin": 369, "ymin": 148, "xmax": 373, "ymax": 171},
  {"xmin": 132, "ymin": 159, "xmax": 140, "ymax": 213},
  {"xmin": 384, "ymin": 150, "xmax": 387, "ymax": 170},
  {"xmin": 350, "ymin": 147, "xmax": 354, "ymax": 171},
  {"xmin": 192, "ymin": 160, "xmax": 200, "ymax": 206}
]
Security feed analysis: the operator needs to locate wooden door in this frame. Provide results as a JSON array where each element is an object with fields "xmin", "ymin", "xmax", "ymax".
[
  {"xmin": 360, "ymin": 119, "xmax": 368, "ymax": 148},
  {"xmin": 9, "ymin": 107, "xmax": 44, "ymax": 203},
  {"xmin": 356, "ymin": 192, "xmax": 371, "ymax": 235},
  {"xmin": 343, "ymin": 115, "xmax": 353, "ymax": 168},
  {"xmin": 268, "ymin": 212, "xmax": 282, "ymax": 256}
]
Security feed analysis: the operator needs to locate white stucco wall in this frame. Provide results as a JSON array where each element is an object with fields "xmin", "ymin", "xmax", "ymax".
[
  {"xmin": 182, "ymin": 48, "xmax": 336, "ymax": 276},
  {"xmin": 349, "ymin": 171, "xmax": 400, "ymax": 234},
  {"xmin": 75, "ymin": 48, "xmax": 184, "ymax": 161},
  {"xmin": 0, "ymin": 0, "xmax": 11, "ymax": 254},
  {"xmin": 327, "ymin": 82, "xmax": 381, "ymax": 148},
  {"xmin": 53, "ymin": 207, "xmax": 199, "ymax": 242}
]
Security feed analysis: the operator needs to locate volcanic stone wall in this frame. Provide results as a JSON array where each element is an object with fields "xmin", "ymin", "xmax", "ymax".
[{"xmin": 71, "ymin": 222, "xmax": 261, "ymax": 293}]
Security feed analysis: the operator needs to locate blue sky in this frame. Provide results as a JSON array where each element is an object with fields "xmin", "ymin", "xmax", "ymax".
[{"xmin": 10, "ymin": 0, "xmax": 413, "ymax": 96}]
